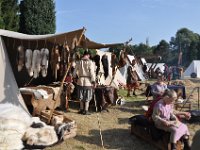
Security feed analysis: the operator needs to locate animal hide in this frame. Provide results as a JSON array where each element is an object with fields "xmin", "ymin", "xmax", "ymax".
[
  {"xmin": 51, "ymin": 45, "xmax": 60, "ymax": 80},
  {"xmin": 118, "ymin": 50, "xmax": 127, "ymax": 68},
  {"xmin": 17, "ymin": 45, "xmax": 25, "ymax": 72},
  {"xmin": 111, "ymin": 53, "xmax": 118, "ymax": 76},
  {"xmin": 101, "ymin": 54, "xmax": 109, "ymax": 79},
  {"xmin": 93, "ymin": 54, "xmax": 100, "ymax": 76},
  {"xmin": 0, "ymin": 103, "xmax": 58, "ymax": 149},
  {"xmin": 71, "ymin": 36, "xmax": 78, "ymax": 50},
  {"xmin": 22, "ymin": 126, "xmax": 58, "ymax": 147},
  {"xmin": 55, "ymin": 122, "xmax": 75, "ymax": 141},
  {"xmin": 25, "ymin": 49, "xmax": 33, "ymax": 76},
  {"xmin": 41, "ymin": 48, "xmax": 49, "ymax": 77},
  {"xmin": 60, "ymin": 43, "xmax": 70, "ymax": 76},
  {"xmin": 32, "ymin": 50, "xmax": 41, "ymax": 78},
  {"xmin": 0, "ymin": 103, "xmax": 31, "ymax": 150}
]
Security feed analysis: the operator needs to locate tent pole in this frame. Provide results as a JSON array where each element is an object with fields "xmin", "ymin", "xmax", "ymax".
[{"xmin": 47, "ymin": 62, "xmax": 72, "ymax": 124}]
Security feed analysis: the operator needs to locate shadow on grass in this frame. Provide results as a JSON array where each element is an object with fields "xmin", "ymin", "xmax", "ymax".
[
  {"xmin": 115, "ymin": 100, "xmax": 146, "ymax": 114},
  {"xmin": 74, "ymin": 128, "xmax": 154, "ymax": 150}
]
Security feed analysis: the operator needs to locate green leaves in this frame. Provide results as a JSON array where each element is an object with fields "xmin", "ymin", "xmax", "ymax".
[{"xmin": 19, "ymin": 0, "xmax": 56, "ymax": 35}]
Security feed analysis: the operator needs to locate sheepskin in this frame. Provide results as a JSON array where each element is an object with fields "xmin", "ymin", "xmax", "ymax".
[
  {"xmin": 25, "ymin": 49, "xmax": 33, "ymax": 76},
  {"xmin": 23, "ymin": 125, "xmax": 58, "ymax": 146},
  {"xmin": 0, "ymin": 103, "xmax": 58, "ymax": 149},
  {"xmin": 32, "ymin": 49, "xmax": 41, "ymax": 78}
]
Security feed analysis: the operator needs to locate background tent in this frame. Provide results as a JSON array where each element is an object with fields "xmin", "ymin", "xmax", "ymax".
[
  {"xmin": 96, "ymin": 50, "xmax": 126, "ymax": 89},
  {"xmin": 119, "ymin": 55, "xmax": 146, "ymax": 81},
  {"xmin": 184, "ymin": 60, "xmax": 200, "ymax": 78},
  {"xmin": 147, "ymin": 63, "xmax": 165, "ymax": 73}
]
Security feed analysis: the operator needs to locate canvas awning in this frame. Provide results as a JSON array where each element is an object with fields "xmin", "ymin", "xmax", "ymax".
[{"xmin": 0, "ymin": 28, "xmax": 122, "ymax": 49}]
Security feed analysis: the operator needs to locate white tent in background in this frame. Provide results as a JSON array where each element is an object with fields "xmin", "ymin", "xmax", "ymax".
[
  {"xmin": 147, "ymin": 63, "xmax": 165, "ymax": 73},
  {"xmin": 184, "ymin": 60, "xmax": 200, "ymax": 78},
  {"xmin": 96, "ymin": 50, "xmax": 126, "ymax": 89},
  {"xmin": 119, "ymin": 55, "xmax": 146, "ymax": 81}
]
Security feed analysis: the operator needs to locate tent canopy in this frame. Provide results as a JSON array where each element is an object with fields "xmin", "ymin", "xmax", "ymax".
[{"xmin": 0, "ymin": 28, "xmax": 122, "ymax": 49}]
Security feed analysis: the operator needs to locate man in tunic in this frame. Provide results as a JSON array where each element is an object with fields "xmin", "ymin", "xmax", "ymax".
[
  {"xmin": 74, "ymin": 50, "xmax": 96, "ymax": 115},
  {"xmin": 126, "ymin": 59, "xmax": 139, "ymax": 97}
]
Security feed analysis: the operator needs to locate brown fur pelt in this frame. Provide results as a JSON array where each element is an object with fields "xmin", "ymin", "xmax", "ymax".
[
  {"xmin": 51, "ymin": 45, "xmax": 61, "ymax": 80},
  {"xmin": 17, "ymin": 45, "xmax": 25, "ymax": 72},
  {"xmin": 118, "ymin": 50, "xmax": 127, "ymax": 68}
]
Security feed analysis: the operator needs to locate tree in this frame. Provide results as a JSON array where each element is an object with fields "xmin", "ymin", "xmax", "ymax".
[
  {"xmin": 19, "ymin": 0, "xmax": 56, "ymax": 34},
  {"xmin": 153, "ymin": 40, "xmax": 170, "ymax": 62},
  {"xmin": 0, "ymin": 0, "xmax": 4, "ymax": 28},
  {"xmin": 1, "ymin": 0, "xmax": 19, "ymax": 31},
  {"xmin": 170, "ymin": 28, "xmax": 200, "ymax": 66}
]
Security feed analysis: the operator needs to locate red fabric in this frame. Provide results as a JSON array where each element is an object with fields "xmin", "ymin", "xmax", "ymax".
[{"xmin": 145, "ymin": 96, "xmax": 162, "ymax": 120}]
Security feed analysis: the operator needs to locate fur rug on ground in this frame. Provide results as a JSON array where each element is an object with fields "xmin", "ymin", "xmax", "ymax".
[{"xmin": 0, "ymin": 103, "xmax": 58, "ymax": 150}]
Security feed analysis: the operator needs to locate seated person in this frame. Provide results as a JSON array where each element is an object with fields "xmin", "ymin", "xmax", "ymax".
[
  {"xmin": 152, "ymin": 89, "xmax": 190, "ymax": 150},
  {"xmin": 151, "ymin": 74, "xmax": 167, "ymax": 100}
]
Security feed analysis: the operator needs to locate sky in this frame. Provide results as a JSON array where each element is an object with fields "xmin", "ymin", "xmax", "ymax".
[{"xmin": 55, "ymin": 0, "xmax": 200, "ymax": 46}]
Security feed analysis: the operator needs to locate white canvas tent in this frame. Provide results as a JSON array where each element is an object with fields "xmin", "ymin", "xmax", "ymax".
[
  {"xmin": 96, "ymin": 50, "xmax": 126, "ymax": 89},
  {"xmin": 184, "ymin": 60, "xmax": 200, "ymax": 78},
  {"xmin": 0, "ymin": 35, "xmax": 29, "ymax": 113},
  {"xmin": 119, "ymin": 55, "xmax": 146, "ymax": 81},
  {"xmin": 147, "ymin": 63, "xmax": 165, "ymax": 73}
]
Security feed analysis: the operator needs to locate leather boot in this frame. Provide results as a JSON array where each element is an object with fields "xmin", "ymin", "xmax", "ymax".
[
  {"xmin": 183, "ymin": 139, "xmax": 191, "ymax": 150},
  {"xmin": 171, "ymin": 143, "xmax": 176, "ymax": 150}
]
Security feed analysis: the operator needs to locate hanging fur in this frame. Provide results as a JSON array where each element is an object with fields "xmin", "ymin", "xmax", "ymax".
[
  {"xmin": 118, "ymin": 50, "xmax": 127, "ymax": 68},
  {"xmin": 32, "ymin": 50, "xmax": 41, "ymax": 78},
  {"xmin": 17, "ymin": 45, "xmax": 25, "ymax": 72},
  {"xmin": 111, "ymin": 53, "xmax": 118, "ymax": 76},
  {"xmin": 93, "ymin": 54, "xmax": 100, "ymax": 76},
  {"xmin": 71, "ymin": 36, "xmax": 78, "ymax": 50},
  {"xmin": 51, "ymin": 45, "xmax": 60, "ymax": 80},
  {"xmin": 25, "ymin": 49, "xmax": 33, "ymax": 77},
  {"xmin": 101, "ymin": 54, "xmax": 109, "ymax": 79},
  {"xmin": 40, "ymin": 48, "xmax": 49, "ymax": 77},
  {"xmin": 60, "ymin": 42, "xmax": 70, "ymax": 76}
]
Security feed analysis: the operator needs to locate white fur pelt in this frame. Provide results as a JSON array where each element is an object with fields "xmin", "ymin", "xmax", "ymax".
[
  {"xmin": 23, "ymin": 125, "xmax": 58, "ymax": 147},
  {"xmin": 25, "ymin": 49, "xmax": 33, "ymax": 77},
  {"xmin": 17, "ymin": 45, "xmax": 25, "ymax": 72},
  {"xmin": 0, "ymin": 103, "xmax": 32, "ymax": 150},
  {"xmin": 32, "ymin": 49, "xmax": 41, "ymax": 78},
  {"xmin": 41, "ymin": 48, "xmax": 49, "ymax": 77},
  {"xmin": 0, "ymin": 103, "xmax": 58, "ymax": 149}
]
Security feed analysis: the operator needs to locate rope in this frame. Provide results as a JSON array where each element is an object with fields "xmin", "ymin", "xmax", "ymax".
[{"xmin": 93, "ymin": 89, "xmax": 105, "ymax": 149}]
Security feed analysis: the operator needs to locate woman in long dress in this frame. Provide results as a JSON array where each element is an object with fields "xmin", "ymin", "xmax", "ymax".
[{"xmin": 152, "ymin": 89, "xmax": 190, "ymax": 150}]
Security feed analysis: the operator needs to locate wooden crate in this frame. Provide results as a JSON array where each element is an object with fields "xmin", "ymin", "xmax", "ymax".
[{"xmin": 40, "ymin": 110, "xmax": 77, "ymax": 140}]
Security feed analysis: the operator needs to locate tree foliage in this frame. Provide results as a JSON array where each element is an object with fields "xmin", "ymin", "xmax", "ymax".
[
  {"xmin": 19, "ymin": 0, "xmax": 56, "ymax": 34},
  {"xmin": 1, "ymin": 0, "xmax": 19, "ymax": 31}
]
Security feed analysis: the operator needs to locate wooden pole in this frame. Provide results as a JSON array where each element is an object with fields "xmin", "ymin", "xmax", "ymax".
[{"xmin": 47, "ymin": 62, "xmax": 72, "ymax": 124}]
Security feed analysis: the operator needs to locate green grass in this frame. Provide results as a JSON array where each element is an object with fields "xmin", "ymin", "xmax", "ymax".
[{"xmin": 118, "ymin": 89, "xmax": 146, "ymax": 101}]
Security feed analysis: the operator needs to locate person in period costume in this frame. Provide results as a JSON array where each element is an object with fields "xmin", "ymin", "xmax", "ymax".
[
  {"xmin": 74, "ymin": 50, "xmax": 96, "ymax": 115},
  {"xmin": 126, "ymin": 59, "xmax": 139, "ymax": 97},
  {"xmin": 152, "ymin": 89, "xmax": 190, "ymax": 150},
  {"xmin": 151, "ymin": 74, "xmax": 167, "ymax": 100}
]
